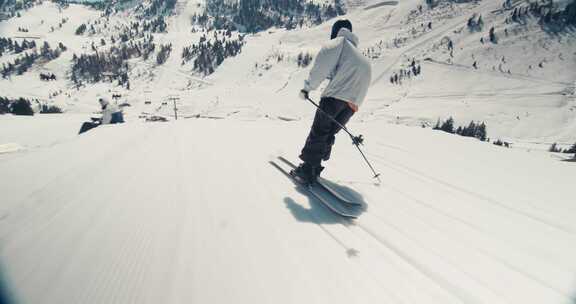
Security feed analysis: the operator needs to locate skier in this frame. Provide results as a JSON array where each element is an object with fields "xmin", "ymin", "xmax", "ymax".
[
  {"xmin": 79, "ymin": 97, "xmax": 124, "ymax": 134},
  {"xmin": 99, "ymin": 97, "xmax": 124, "ymax": 125},
  {"xmin": 293, "ymin": 19, "xmax": 372, "ymax": 185}
]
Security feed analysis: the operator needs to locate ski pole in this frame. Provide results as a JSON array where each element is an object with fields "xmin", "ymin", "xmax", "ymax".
[
  {"xmin": 306, "ymin": 97, "xmax": 360, "ymax": 144},
  {"xmin": 306, "ymin": 97, "xmax": 381, "ymax": 182}
]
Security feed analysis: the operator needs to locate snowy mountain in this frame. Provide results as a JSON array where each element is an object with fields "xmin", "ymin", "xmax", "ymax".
[
  {"xmin": 0, "ymin": 0, "xmax": 574, "ymax": 144},
  {"xmin": 1, "ymin": 0, "xmax": 576, "ymax": 303}
]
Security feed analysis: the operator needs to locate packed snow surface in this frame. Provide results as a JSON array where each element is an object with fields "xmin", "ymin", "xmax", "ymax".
[
  {"xmin": 1, "ymin": 0, "xmax": 576, "ymax": 303},
  {"xmin": 1, "ymin": 116, "xmax": 575, "ymax": 304}
]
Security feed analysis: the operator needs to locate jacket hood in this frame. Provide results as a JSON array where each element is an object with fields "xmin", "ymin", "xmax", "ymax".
[{"xmin": 337, "ymin": 28, "xmax": 359, "ymax": 47}]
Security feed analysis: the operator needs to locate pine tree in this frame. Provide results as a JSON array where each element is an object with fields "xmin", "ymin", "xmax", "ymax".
[
  {"xmin": 565, "ymin": 0, "xmax": 576, "ymax": 25},
  {"xmin": 41, "ymin": 41, "xmax": 51, "ymax": 58},
  {"xmin": 75, "ymin": 24, "xmax": 87, "ymax": 35},
  {"xmin": 40, "ymin": 104, "xmax": 63, "ymax": 113},
  {"xmin": 477, "ymin": 15, "xmax": 484, "ymax": 30},
  {"xmin": 476, "ymin": 122, "xmax": 487, "ymax": 141},
  {"xmin": 0, "ymin": 97, "xmax": 9, "ymax": 114},
  {"xmin": 11, "ymin": 98, "xmax": 34, "ymax": 116},
  {"xmin": 489, "ymin": 27, "xmax": 497, "ymax": 43},
  {"xmin": 440, "ymin": 117, "xmax": 455, "ymax": 134},
  {"xmin": 461, "ymin": 121, "xmax": 475, "ymax": 137},
  {"xmin": 13, "ymin": 41, "xmax": 21, "ymax": 53},
  {"xmin": 467, "ymin": 15, "xmax": 476, "ymax": 31},
  {"xmin": 297, "ymin": 52, "xmax": 303, "ymax": 67}
]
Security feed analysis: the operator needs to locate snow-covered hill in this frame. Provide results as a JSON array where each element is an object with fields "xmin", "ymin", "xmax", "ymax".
[
  {"xmin": 1, "ymin": 1, "xmax": 576, "ymax": 303},
  {"xmin": 1, "ymin": 0, "xmax": 575, "ymax": 145}
]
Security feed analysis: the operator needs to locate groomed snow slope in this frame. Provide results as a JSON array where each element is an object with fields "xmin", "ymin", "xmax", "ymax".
[
  {"xmin": 1, "ymin": 1, "xmax": 576, "ymax": 302},
  {"xmin": 0, "ymin": 117, "xmax": 575, "ymax": 304}
]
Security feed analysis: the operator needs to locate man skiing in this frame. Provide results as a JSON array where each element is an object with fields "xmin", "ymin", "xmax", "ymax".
[
  {"xmin": 99, "ymin": 97, "xmax": 124, "ymax": 125},
  {"xmin": 293, "ymin": 19, "xmax": 372, "ymax": 185},
  {"xmin": 78, "ymin": 97, "xmax": 124, "ymax": 134}
]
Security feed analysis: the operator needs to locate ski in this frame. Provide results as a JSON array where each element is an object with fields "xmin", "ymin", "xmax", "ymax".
[
  {"xmin": 276, "ymin": 156, "xmax": 361, "ymax": 206},
  {"xmin": 269, "ymin": 160, "xmax": 359, "ymax": 219},
  {"xmin": 316, "ymin": 179, "xmax": 361, "ymax": 206}
]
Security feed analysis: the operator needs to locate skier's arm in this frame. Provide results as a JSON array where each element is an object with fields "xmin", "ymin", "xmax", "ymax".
[{"xmin": 303, "ymin": 42, "xmax": 343, "ymax": 92}]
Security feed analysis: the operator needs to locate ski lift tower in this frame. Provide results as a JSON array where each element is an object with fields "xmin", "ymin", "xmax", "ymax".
[
  {"xmin": 144, "ymin": 89, "xmax": 152, "ymax": 105},
  {"xmin": 167, "ymin": 95, "xmax": 180, "ymax": 120}
]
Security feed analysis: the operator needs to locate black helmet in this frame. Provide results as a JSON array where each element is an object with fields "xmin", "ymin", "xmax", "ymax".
[{"xmin": 330, "ymin": 19, "xmax": 352, "ymax": 39}]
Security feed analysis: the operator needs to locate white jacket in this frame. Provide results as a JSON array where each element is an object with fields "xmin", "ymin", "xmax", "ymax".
[
  {"xmin": 303, "ymin": 28, "xmax": 372, "ymax": 107},
  {"xmin": 101, "ymin": 103, "xmax": 120, "ymax": 125}
]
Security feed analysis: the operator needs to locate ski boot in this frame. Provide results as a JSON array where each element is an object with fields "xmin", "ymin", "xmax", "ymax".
[{"xmin": 291, "ymin": 163, "xmax": 324, "ymax": 186}]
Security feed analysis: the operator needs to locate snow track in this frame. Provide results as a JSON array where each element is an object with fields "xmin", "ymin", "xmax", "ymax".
[
  {"xmin": 0, "ymin": 118, "xmax": 574, "ymax": 304},
  {"xmin": 1, "ymin": 0, "xmax": 575, "ymax": 301}
]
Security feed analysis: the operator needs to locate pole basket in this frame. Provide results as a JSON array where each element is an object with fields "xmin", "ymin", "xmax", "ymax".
[{"xmin": 352, "ymin": 135, "xmax": 364, "ymax": 146}]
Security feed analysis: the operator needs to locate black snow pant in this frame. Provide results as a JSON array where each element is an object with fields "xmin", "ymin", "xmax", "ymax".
[{"xmin": 299, "ymin": 97, "xmax": 355, "ymax": 167}]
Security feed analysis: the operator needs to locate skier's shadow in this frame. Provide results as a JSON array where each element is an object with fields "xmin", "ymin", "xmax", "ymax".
[{"xmin": 283, "ymin": 180, "xmax": 367, "ymax": 224}]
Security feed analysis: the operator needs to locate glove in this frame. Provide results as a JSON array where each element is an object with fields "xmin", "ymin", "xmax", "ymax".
[{"xmin": 299, "ymin": 90, "xmax": 309, "ymax": 100}]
